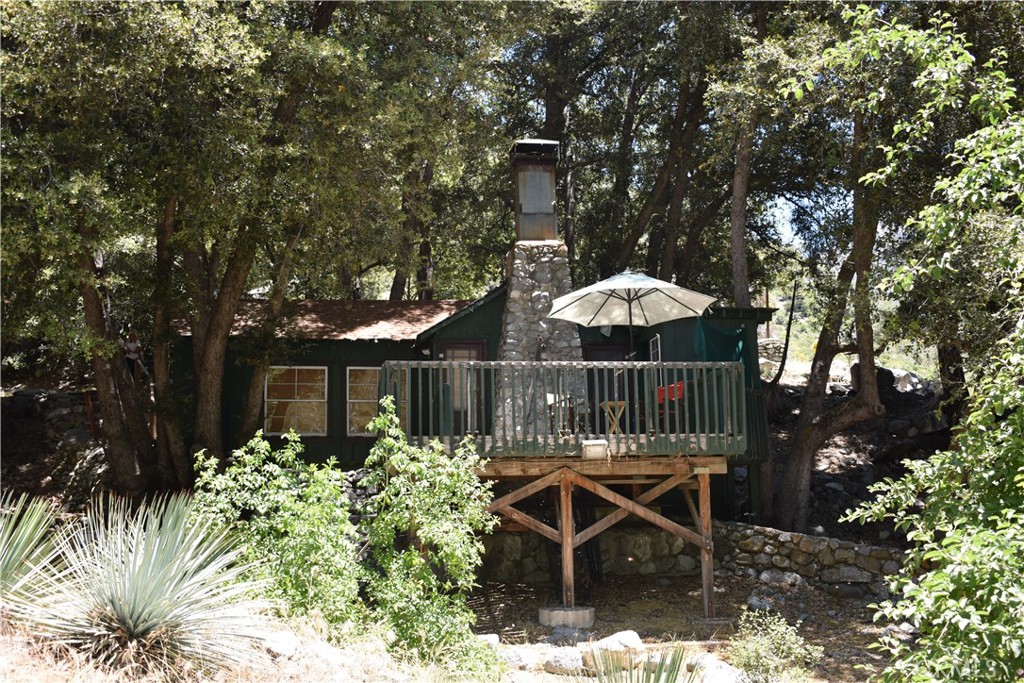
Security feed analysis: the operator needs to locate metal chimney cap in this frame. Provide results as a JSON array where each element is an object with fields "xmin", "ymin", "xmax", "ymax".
[{"xmin": 510, "ymin": 139, "xmax": 559, "ymax": 162}]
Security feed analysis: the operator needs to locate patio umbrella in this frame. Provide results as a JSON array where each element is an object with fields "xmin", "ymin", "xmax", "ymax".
[{"xmin": 547, "ymin": 270, "xmax": 717, "ymax": 356}]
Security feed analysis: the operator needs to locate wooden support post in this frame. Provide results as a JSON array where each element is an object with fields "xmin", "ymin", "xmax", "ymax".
[
  {"xmin": 698, "ymin": 470, "xmax": 714, "ymax": 618},
  {"xmin": 560, "ymin": 473, "xmax": 574, "ymax": 608}
]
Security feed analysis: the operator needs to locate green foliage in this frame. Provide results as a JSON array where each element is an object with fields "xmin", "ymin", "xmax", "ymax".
[
  {"xmin": 846, "ymin": 324, "xmax": 1024, "ymax": 681},
  {"xmin": 192, "ymin": 432, "xmax": 363, "ymax": 628},
  {"xmin": 362, "ymin": 396, "xmax": 498, "ymax": 669},
  {"xmin": 0, "ymin": 491, "xmax": 60, "ymax": 624},
  {"xmin": 841, "ymin": 8, "xmax": 1024, "ymax": 679},
  {"xmin": 727, "ymin": 610, "xmax": 822, "ymax": 683},
  {"xmin": 15, "ymin": 494, "xmax": 265, "ymax": 678}
]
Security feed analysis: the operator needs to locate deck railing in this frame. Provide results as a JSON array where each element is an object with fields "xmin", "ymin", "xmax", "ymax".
[{"xmin": 379, "ymin": 360, "xmax": 747, "ymax": 457}]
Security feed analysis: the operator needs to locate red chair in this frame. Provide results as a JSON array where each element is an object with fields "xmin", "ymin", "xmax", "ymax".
[
  {"xmin": 657, "ymin": 381, "xmax": 685, "ymax": 403},
  {"xmin": 657, "ymin": 381, "xmax": 685, "ymax": 432}
]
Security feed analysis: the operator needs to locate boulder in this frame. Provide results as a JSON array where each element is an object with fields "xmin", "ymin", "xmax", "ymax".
[
  {"xmin": 543, "ymin": 647, "xmax": 584, "ymax": 675},
  {"xmin": 581, "ymin": 630, "xmax": 645, "ymax": 671},
  {"xmin": 690, "ymin": 653, "xmax": 748, "ymax": 683}
]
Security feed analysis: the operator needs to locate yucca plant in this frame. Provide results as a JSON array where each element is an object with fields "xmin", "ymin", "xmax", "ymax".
[
  {"xmin": 571, "ymin": 645, "xmax": 700, "ymax": 683},
  {"xmin": 0, "ymin": 490, "xmax": 61, "ymax": 627},
  {"xmin": 21, "ymin": 493, "xmax": 268, "ymax": 679}
]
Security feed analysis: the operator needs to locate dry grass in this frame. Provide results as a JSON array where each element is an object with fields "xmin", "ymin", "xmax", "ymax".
[{"xmin": 0, "ymin": 621, "xmax": 434, "ymax": 683}]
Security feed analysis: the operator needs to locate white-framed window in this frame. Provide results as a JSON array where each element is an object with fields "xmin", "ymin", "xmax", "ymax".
[
  {"xmin": 347, "ymin": 366, "xmax": 407, "ymax": 436},
  {"xmin": 264, "ymin": 366, "xmax": 327, "ymax": 436}
]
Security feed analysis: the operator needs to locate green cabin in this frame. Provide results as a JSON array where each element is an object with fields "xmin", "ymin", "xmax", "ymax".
[{"xmin": 192, "ymin": 288, "xmax": 771, "ymax": 519}]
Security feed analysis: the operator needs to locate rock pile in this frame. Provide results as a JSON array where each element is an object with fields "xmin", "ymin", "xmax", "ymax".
[
  {"xmin": 1, "ymin": 390, "xmax": 110, "ymax": 508},
  {"xmin": 487, "ymin": 628, "xmax": 745, "ymax": 681}
]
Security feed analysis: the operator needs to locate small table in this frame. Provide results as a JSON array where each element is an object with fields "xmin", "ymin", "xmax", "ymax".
[{"xmin": 599, "ymin": 400, "xmax": 627, "ymax": 435}]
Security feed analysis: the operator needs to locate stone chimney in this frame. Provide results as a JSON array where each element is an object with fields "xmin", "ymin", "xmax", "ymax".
[{"xmin": 495, "ymin": 140, "xmax": 584, "ymax": 441}]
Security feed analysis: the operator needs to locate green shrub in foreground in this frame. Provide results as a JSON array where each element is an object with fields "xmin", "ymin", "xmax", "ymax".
[
  {"xmin": 17, "ymin": 494, "xmax": 266, "ymax": 678},
  {"xmin": 363, "ymin": 396, "xmax": 499, "ymax": 671},
  {"xmin": 728, "ymin": 610, "xmax": 822, "ymax": 683},
  {"xmin": 193, "ymin": 432, "xmax": 363, "ymax": 628}
]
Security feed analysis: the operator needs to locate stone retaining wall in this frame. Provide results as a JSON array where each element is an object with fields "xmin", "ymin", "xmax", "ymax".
[{"xmin": 481, "ymin": 520, "xmax": 904, "ymax": 598}]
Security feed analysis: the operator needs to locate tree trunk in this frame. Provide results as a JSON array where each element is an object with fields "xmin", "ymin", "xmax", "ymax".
[
  {"xmin": 776, "ymin": 112, "xmax": 884, "ymax": 532},
  {"xmin": 609, "ymin": 65, "xmax": 645, "ymax": 272},
  {"xmin": 937, "ymin": 344, "xmax": 967, "ymax": 427},
  {"xmin": 238, "ymin": 227, "xmax": 304, "ymax": 441},
  {"xmin": 615, "ymin": 79, "xmax": 706, "ymax": 273},
  {"xmin": 78, "ymin": 220, "xmax": 158, "ymax": 496},
  {"xmin": 658, "ymin": 155, "xmax": 695, "ymax": 281},
  {"xmin": 561, "ymin": 105, "xmax": 576, "ymax": 269},
  {"xmin": 152, "ymin": 195, "xmax": 191, "ymax": 488},
  {"xmin": 188, "ymin": 1, "xmax": 339, "ymax": 464},
  {"xmin": 674, "ymin": 187, "xmax": 731, "ymax": 284},
  {"xmin": 390, "ymin": 162, "xmax": 433, "ymax": 301},
  {"xmin": 729, "ymin": 119, "xmax": 755, "ymax": 306}
]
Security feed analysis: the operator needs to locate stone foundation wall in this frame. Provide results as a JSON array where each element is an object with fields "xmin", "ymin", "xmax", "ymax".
[{"xmin": 481, "ymin": 520, "xmax": 904, "ymax": 598}]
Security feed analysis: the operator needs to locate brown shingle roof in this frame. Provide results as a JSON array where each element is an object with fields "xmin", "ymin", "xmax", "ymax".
[{"xmin": 180, "ymin": 299, "xmax": 473, "ymax": 342}]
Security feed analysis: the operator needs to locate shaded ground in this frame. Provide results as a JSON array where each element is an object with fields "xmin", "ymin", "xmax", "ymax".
[{"xmin": 471, "ymin": 574, "xmax": 886, "ymax": 682}]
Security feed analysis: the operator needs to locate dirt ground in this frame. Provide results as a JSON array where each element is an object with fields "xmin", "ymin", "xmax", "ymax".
[{"xmin": 470, "ymin": 573, "xmax": 886, "ymax": 682}]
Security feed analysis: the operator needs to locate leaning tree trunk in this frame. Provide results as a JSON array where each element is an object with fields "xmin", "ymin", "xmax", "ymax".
[
  {"xmin": 238, "ymin": 227, "xmax": 303, "ymax": 441},
  {"xmin": 776, "ymin": 112, "xmax": 885, "ymax": 532},
  {"xmin": 187, "ymin": 1, "xmax": 339, "ymax": 465},
  {"xmin": 78, "ymin": 221, "xmax": 159, "ymax": 496}
]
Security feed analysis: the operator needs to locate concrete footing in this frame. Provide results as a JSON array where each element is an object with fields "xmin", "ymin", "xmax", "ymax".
[{"xmin": 538, "ymin": 606, "xmax": 596, "ymax": 628}]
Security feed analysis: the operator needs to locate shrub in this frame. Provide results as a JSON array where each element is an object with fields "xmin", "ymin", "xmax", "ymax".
[
  {"xmin": 1, "ymin": 491, "xmax": 60, "ymax": 626},
  {"xmin": 727, "ymin": 610, "xmax": 822, "ymax": 683},
  {"xmin": 18, "ymin": 494, "xmax": 266, "ymax": 678},
  {"xmin": 193, "ymin": 432, "xmax": 363, "ymax": 628},
  {"xmin": 362, "ymin": 396, "xmax": 498, "ymax": 670}
]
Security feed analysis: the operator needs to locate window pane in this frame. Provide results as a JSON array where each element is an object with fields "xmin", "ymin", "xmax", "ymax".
[
  {"xmin": 296, "ymin": 368, "xmax": 325, "ymax": 384},
  {"xmin": 267, "ymin": 367, "xmax": 295, "ymax": 384},
  {"xmin": 266, "ymin": 383, "xmax": 297, "ymax": 400},
  {"xmin": 351, "ymin": 368, "xmax": 377, "ymax": 384},
  {"xmin": 295, "ymin": 382, "xmax": 326, "ymax": 400},
  {"xmin": 349, "ymin": 383, "xmax": 378, "ymax": 401}
]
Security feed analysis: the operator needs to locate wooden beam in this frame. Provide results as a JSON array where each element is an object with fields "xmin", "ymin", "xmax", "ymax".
[
  {"xmin": 479, "ymin": 456, "xmax": 728, "ymax": 478},
  {"xmin": 492, "ymin": 504, "xmax": 561, "ymax": 544},
  {"xmin": 565, "ymin": 471, "xmax": 710, "ymax": 551},
  {"xmin": 699, "ymin": 471, "xmax": 715, "ymax": 618},
  {"xmin": 573, "ymin": 473, "xmax": 692, "ymax": 547},
  {"xmin": 683, "ymin": 486, "xmax": 700, "ymax": 528},
  {"xmin": 560, "ymin": 473, "xmax": 574, "ymax": 608},
  {"xmin": 485, "ymin": 467, "xmax": 567, "ymax": 513}
]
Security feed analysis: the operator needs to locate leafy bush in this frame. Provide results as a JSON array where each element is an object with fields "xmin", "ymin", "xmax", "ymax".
[
  {"xmin": 846, "ymin": 329, "xmax": 1024, "ymax": 681},
  {"xmin": 1, "ymin": 491, "xmax": 60, "ymax": 626},
  {"xmin": 362, "ymin": 396, "xmax": 498, "ymax": 669},
  {"xmin": 728, "ymin": 610, "xmax": 822, "ymax": 683},
  {"xmin": 17, "ymin": 494, "xmax": 266, "ymax": 678},
  {"xmin": 193, "ymin": 432, "xmax": 363, "ymax": 627}
]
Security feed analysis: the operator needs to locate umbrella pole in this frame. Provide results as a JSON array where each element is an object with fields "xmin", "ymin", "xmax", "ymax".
[{"xmin": 628, "ymin": 301, "xmax": 635, "ymax": 359}]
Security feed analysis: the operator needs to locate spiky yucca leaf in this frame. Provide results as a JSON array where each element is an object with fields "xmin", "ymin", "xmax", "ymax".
[
  {"xmin": 23, "ymin": 493, "xmax": 267, "ymax": 678},
  {"xmin": 0, "ymin": 490, "xmax": 61, "ymax": 621},
  {"xmin": 579, "ymin": 645, "xmax": 699, "ymax": 683}
]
